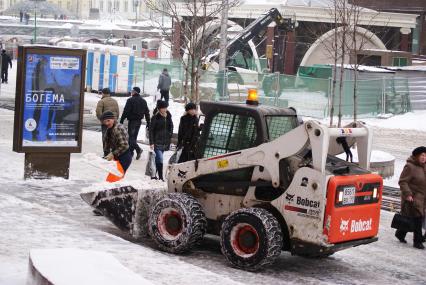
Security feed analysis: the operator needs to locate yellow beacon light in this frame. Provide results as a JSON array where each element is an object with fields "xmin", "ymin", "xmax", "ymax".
[{"xmin": 246, "ymin": 89, "xmax": 259, "ymax": 106}]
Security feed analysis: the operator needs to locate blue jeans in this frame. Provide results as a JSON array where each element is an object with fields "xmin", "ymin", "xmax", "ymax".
[{"xmin": 154, "ymin": 147, "xmax": 164, "ymax": 164}]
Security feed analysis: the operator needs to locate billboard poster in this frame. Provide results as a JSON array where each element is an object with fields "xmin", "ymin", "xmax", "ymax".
[
  {"xmin": 22, "ymin": 53, "xmax": 82, "ymax": 147},
  {"xmin": 13, "ymin": 46, "xmax": 86, "ymax": 153}
]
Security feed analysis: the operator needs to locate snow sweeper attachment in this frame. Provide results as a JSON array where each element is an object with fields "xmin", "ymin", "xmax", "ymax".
[{"xmin": 81, "ymin": 100, "xmax": 382, "ymax": 271}]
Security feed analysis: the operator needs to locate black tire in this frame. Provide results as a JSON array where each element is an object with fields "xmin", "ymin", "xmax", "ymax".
[
  {"xmin": 148, "ymin": 193, "xmax": 207, "ymax": 253},
  {"xmin": 220, "ymin": 208, "xmax": 283, "ymax": 271}
]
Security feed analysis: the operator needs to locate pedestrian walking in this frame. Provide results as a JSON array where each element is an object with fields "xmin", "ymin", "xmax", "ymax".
[
  {"xmin": 120, "ymin": 86, "xmax": 150, "ymax": 160},
  {"xmin": 1, "ymin": 50, "xmax": 12, "ymax": 84},
  {"xmin": 25, "ymin": 13, "xmax": 30, "ymax": 25},
  {"xmin": 395, "ymin": 146, "xmax": 426, "ymax": 249},
  {"xmin": 157, "ymin": 68, "xmax": 171, "ymax": 104},
  {"xmin": 149, "ymin": 100, "xmax": 173, "ymax": 181},
  {"xmin": 101, "ymin": 111, "xmax": 132, "ymax": 173},
  {"xmin": 19, "ymin": 10, "xmax": 23, "ymax": 23},
  {"xmin": 336, "ymin": 136, "xmax": 353, "ymax": 162},
  {"xmin": 96, "ymin": 88, "xmax": 120, "ymax": 156},
  {"xmin": 177, "ymin": 102, "xmax": 200, "ymax": 163}
]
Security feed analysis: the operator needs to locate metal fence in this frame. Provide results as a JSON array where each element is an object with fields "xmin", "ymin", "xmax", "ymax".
[{"xmin": 133, "ymin": 59, "xmax": 411, "ymax": 119}]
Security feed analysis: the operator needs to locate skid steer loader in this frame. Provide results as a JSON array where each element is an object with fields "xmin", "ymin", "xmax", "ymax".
[{"xmin": 81, "ymin": 92, "xmax": 382, "ymax": 271}]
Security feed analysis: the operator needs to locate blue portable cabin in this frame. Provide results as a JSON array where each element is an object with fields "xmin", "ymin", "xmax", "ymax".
[
  {"xmin": 106, "ymin": 45, "xmax": 134, "ymax": 96},
  {"xmin": 56, "ymin": 41, "xmax": 134, "ymax": 95}
]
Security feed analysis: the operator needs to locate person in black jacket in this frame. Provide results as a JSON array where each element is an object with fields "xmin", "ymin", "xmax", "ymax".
[
  {"xmin": 120, "ymin": 87, "xmax": 150, "ymax": 160},
  {"xmin": 149, "ymin": 100, "xmax": 173, "ymax": 180},
  {"xmin": 177, "ymin": 103, "xmax": 200, "ymax": 163},
  {"xmin": 1, "ymin": 50, "xmax": 12, "ymax": 84}
]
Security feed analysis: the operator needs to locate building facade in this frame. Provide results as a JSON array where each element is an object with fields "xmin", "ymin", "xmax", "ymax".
[
  {"xmin": 350, "ymin": 0, "xmax": 426, "ymax": 55},
  {"xmin": 0, "ymin": 0, "xmax": 146, "ymax": 20}
]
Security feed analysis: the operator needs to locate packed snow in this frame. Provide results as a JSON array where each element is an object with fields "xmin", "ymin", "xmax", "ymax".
[
  {"xmin": 1, "ymin": 59, "xmax": 426, "ymax": 284},
  {"xmin": 29, "ymin": 248, "xmax": 154, "ymax": 285}
]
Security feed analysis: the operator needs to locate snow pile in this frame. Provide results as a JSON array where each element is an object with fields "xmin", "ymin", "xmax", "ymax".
[
  {"xmin": 364, "ymin": 111, "xmax": 426, "ymax": 131},
  {"xmin": 28, "ymin": 248, "xmax": 153, "ymax": 285},
  {"xmin": 80, "ymin": 179, "xmax": 166, "ymax": 195}
]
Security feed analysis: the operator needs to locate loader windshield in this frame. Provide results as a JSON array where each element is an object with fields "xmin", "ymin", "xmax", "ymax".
[{"xmin": 266, "ymin": 116, "xmax": 298, "ymax": 141}]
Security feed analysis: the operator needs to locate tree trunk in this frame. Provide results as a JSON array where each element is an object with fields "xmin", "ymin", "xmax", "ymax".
[{"xmin": 337, "ymin": 1, "xmax": 347, "ymax": 128}]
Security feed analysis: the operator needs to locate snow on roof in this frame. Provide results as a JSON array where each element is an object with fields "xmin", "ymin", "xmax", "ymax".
[
  {"xmin": 384, "ymin": 66, "xmax": 426, "ymax": 72},
  {"xmin": 334, "ymin": 64, "xmax": 395, "ymax": 73},
  {"xmin": 241, "ymin": 0, "xmax": 375, "ymax": 11}
]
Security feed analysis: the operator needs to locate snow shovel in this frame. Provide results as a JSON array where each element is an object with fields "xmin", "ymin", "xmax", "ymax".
[{"xmin": 82, "ymin": 153, "xmax": 125, "ymax": 182}]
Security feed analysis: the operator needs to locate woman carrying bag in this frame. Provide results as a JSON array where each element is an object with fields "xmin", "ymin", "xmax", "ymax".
[
  {"xmin": 149, "ymin": 100, "xmax": 173, "ymax": 181},
  {"xmin": 395, "ymin": 146, "xmax": 426, "ymax": 249}
]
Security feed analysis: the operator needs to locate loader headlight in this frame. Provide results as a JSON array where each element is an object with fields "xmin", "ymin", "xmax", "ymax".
[
  {"xmin": 338, "ymin": 191, "xmax": 343, "ymax": 202},
  {"xmin": 373, "ymin": 187, "xmax": 378, "ymax": 198}
]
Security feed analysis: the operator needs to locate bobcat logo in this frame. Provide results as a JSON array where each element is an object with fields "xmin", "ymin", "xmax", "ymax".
[
  {"xmin": 340, "ymin": 219, "xmax": 349, "ymax": 234},
  {"xmin": 178, "ymin": 170, "xmax": 187, "ymax": 179},
  {"xmin": 286, "ymin": 193, "xmax": 295, "ymax": 203}
]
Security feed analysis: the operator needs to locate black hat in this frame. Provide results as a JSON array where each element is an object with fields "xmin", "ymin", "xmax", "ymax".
[
  {"xmin": 132, "ymin": 86, "xmax": 140, "ymax": 94},
  {"xmin": 412, "ymin": 146, "xmax": 426, "ymax": 157},
  {"xmin": 157, "ymin": 100, "xmax": 168, "ymax": 109},
  {"xmin": 101, "ymin": 88, "xmax": 110, "ymax": 95},
  {"xmin": 185, "ymin": 102, "xmax": 196, "ymax": 111},
  {"xmin": 101, "ymin": 111, "xmax": 115, "ymax": 121}
]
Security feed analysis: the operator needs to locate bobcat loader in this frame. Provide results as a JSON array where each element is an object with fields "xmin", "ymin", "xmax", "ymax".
[{"xmin": 82, "ymin": 92, "xmax": 382, "ymax": 271}]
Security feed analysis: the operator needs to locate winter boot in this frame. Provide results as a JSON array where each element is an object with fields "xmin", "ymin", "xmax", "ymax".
[
  {"xmin": 395, "ymin": 231, "xmax": 407, "ymax": 243},
  {"xmin": 156, "ymin": 163, "xmax": 164, "ymax": 181},
  {"xmin": 413, "ymin": 242, "xmax": 425, "ymax": 249}
]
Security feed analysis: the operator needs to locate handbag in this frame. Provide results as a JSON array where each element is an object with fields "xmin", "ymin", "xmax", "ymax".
[
  {"xmin": 145, "ymin": 151, "xmax": 156, "ymax": 177},
  {"xmin": 168, "ymin": 148, "xmax": 182, "ymax": 165},
  {"xmin": 391, "ymin": 202, "xmax": 414, "ymax": 232}
]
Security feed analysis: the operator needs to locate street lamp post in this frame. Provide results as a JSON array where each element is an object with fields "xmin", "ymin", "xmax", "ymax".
[
  {"xmin": 133, "ymin": 0, "xmax": 140, "ymax": 23},
  {"xmin": 30, "ymin": 0, "xmax": 46, "ymax": 44}
]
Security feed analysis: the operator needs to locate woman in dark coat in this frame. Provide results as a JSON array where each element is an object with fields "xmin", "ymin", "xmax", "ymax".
[
  {"xmin": 396, "ymin": 146, "xmax": 426, "ymax": 249},
  {"xmin": 177, "ymin": 103, "xmax": 200, "ymax": 163},
  {"xmin": 149, "ymin": 100, "xmax": 173, "ymax": 180}
]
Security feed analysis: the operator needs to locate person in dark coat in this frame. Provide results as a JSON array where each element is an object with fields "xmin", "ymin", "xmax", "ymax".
[
  {"xmin": 120, "ymin": 87, "xmax": 150, "ymax": 160},
  {"xmin": 149, "ymin": 100, "xmax": 173, "ymax": 180},
  {"xmin": 395, "ymin": 146, "xmax": 426, "ymax": 249},
  {"xmin": 157, "ymin": 68, "xmax": 172, "ymax": 104},
  {"xmin": 177, "ymin": 103, "xmax": 200, "ymax": 163},
  {"xmin": 1, "ymin": 50, "xmax": 12, "ymax": 84},
  {"xmin": 102, "ymin": 111, "xmax": 132, "ymax": 173},
  {"xmin": 336, "ymin": 136, "xmax": 353, "ymax": 162}
]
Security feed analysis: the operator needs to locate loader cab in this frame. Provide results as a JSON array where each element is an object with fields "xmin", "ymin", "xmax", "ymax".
[
  {"xmin": 197, "ymin": 101, "xmax": 299, "ymax": 159},
  {"xmin": 190, "ymin": 100, "xmax": 299, "ymax": 199}
]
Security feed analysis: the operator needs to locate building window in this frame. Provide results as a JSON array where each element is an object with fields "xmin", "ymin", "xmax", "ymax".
[
  {"xmin": 100, "ymin": 0, "xmax": 103, "ymax": 11},
  {"xmin": 393, "ymin": 57, "xmax": 408, "ymax": 67},
  {"xmin": 124, "ymin": 1, "xmax": 128, "ymax": 12},
  {"xmin": 115, "ymin": 1, "xmax": 120, "ymax": 11},
  {"xmin": 108, "ymin": 1, "xmax": 112, "ymax": 12}
]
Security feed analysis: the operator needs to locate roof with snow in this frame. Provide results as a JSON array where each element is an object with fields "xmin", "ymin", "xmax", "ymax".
[{"xmin": 175, "ymin": 0, "xmax": 417, "ymax": 28}]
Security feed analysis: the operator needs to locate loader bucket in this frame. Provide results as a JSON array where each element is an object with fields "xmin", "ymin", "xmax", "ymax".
[
  {"xmin": 81, "ymin": 186, "xmax": 139, "ymax": 232},
  {"xmin": 80, "ymin": 184, "xmax": 167, "ymax": 238}
]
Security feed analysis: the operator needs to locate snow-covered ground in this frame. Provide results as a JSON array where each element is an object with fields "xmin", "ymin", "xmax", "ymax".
[{"xmin": 1, "ymin": 60, "xmax": 426, "ymax": 284}]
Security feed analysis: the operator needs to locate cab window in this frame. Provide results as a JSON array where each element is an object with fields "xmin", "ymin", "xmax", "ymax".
[
  {"xmin": 266, "ymin": 116, "xmax": 298, "ymax": 141},
  {"xmin": 203, "ymin": 113, "xmax": 257, "ymax": 158}
]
